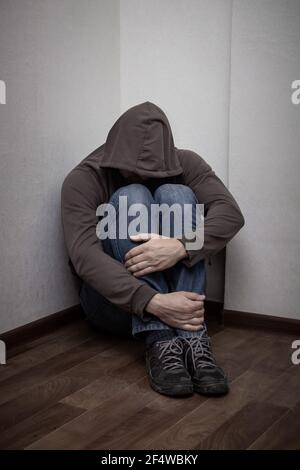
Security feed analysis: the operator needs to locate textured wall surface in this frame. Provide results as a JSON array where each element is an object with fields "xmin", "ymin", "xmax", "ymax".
[
  {"xmin": 0, "ymin": 0, "xmax": 120, "ymax": 333},
  {"xmin": 225, "ymin": 0, "xmax": 300, "ymax": 318}
]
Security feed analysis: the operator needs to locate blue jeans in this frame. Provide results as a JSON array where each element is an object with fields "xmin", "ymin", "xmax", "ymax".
[{"xmin": 80, "ymin": 184, "xmax": 206, "ymax": 338}]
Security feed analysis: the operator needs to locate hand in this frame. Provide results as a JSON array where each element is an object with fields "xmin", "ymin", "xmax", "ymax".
[
  {"xmin": 146, "ymin": 291, "xmax": 205, "ymax": 332},
  {"xmin": 125, "ymin": 233, "xmax": 187, "ymax": 277}
]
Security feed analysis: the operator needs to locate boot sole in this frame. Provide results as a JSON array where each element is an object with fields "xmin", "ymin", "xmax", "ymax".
[
  {"xmin": 193, "ymin": 381, "xmax": 229, "ymax": 396},
  {"xmin": 149, "ymin": 378, "xmax": 194, "ymax": 397}
]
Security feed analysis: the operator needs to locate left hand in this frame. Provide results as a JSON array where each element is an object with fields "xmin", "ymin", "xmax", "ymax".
[{"xmin": 125, "ymin": 233, "xmax": 187, "ymax": 277}]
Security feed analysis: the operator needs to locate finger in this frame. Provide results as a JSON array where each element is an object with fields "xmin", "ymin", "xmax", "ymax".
[
  {"xmin": 183, "ymin": 316, "xmax": 204, "ymax": 325},
  {"xmin": 178, "ymin": 311, "xmax": 204, "ymax": 321},
  {"xmin": 186, "ymin": 300, "xmax": 205, "ymax": 311},
  {"xmin": 182, "ymin": 302, "xmax": 204, "ymax": 315},
  {"xmin": 177, "ymin": 309, "xmax": 204, "ymax": 319},
  {"xmin": 127, "ymin": 261, "xmax": 149, "ymax": 273},
  {"xmin": 130, "ymin": 233, "xmax": 152, "ymax": 242},
  {"xmin": 125, "ymin": 253, "xmax": 148, "ymax": 268},
  {"xmin": 133, "ymin": 266, "xmax": 156, "ymax": 277},
  {"xmin": 193, "ymin": 309, "xmax": 205, "ymax": 317},
  {"xmin": 181, "ymin": 323, "xmax": 204, "ymax": 332},
  {"xmin": 181, "ymin": 292, "xmax": 206, "ymax": 301},
  {"xmin": 125, "ymin": 245, "xmax": 147, "ymax": 260},
  {"xmin": 183, "ymin": 309, "xmax": 204, "ymax": 318}
]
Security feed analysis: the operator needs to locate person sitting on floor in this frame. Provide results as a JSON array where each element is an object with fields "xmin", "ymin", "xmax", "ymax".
[{"xmin": 61, "ymin": 101, "xmax": 244, "ymax": 397}]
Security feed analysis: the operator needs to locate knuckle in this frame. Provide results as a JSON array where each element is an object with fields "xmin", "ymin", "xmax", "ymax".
[{"xmin": 183, "ymin": 305, "xmax": 190, "ymax": 314}]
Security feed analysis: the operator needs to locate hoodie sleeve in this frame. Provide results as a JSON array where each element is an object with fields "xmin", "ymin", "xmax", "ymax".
[
  {"xmin": 61, "ymin": 169, "xmax": 157, "ymax": 317},
  {"xmin": 179, "ymin": 150, "xmax": 245, "ymax": 267}
]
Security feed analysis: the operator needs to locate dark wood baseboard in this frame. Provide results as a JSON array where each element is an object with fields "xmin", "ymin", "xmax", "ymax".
[
  {"xmin": 2, "ymin": 301, "xmax": 297, "ymax": 352},
  {"xmin": 224, "ymin": 309, "xmax": 300, "ymax": 335},
  {"xmin": 0, "ymin": 304, "xmax": 83, "ymax": 350}
]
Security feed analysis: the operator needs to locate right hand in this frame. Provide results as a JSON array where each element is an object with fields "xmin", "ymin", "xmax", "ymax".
[{"xmin": 146, "ymin": 291, "xmax": 205, "ymax": 332}]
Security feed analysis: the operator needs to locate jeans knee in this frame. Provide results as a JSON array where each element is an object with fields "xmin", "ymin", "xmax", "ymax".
[
  {"xmin": 154, "ymin": 184, "xmax": 197, "ymax": 205},
  {"xmin": 110, "ymin": 183, "xmax": 153, "ymax": 206}
]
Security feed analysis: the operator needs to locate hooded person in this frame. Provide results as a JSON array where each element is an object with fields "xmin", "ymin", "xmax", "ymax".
[{"xmin": 61, "ymin": 101, "xmax": 244, "ymax": 397}]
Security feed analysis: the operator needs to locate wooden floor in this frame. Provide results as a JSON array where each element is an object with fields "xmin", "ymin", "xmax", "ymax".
[{"xmin": 0, "ymin": 316, "xmax": 299, "ymax": 450}]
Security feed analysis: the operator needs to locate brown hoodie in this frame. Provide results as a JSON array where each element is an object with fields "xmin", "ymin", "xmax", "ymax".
[{"xmin": 61, "ymin": 101, "xmax": 244, "ymax": 317}]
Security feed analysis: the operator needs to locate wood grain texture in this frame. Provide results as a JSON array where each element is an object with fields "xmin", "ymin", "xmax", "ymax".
[
  {"xmin": 0, "ymin": 320, "xmax": 96, "ymax": 382},
  {"xmin": 0, "ymin": 318, "xmax": 298, "ymax": 450},
  {"xmin": 0, "ymin": 402, "xmax": 85, "ymax": 450},
  {"xmin": 249, "ymin": 404, "xmax": 300, "ymax": 450},
  {"xmin": 0, "ymin": 337, "xmax": 116, "ymax": 406},
  {"xmin": 197, "ymin": 401, "xmax": 287, "ymax": 450}
]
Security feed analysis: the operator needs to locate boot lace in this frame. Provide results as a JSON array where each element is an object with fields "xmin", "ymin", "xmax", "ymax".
[
  {"xmin": 157, "ymin": 337, "xmax": 185, "ymax": 371},
  {"xmin": 184, "ymin": 331, "xmax": 216, "ymax": 370}
]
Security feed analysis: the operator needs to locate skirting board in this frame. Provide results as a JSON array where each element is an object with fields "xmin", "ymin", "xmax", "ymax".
[
  {"xmin": 224, "ymin": 309, "xmax": 300, "ymax": 335},
  {"xmin": 1, "ymin": 302, "xmax": 299, "ymax": 352},
  {"xmin": 0, "ymin": 305, "xmax": 83, "ymax": 350}
]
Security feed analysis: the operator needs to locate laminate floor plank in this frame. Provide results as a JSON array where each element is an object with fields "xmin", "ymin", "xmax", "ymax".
[
  {"xmin": 0, "ymin": 374, "xmax": 89, "ymax": 433},
  {"xmin": 0, "ymin": 402, "xmax": 85, "ymax": 449},
  {"xmin": 249, "ymin": 403, "xmax": 300, "ymax": 449},
  {"xmin": 26, "ymin": 377, "xmax": 156, "ymax": 450},
  {"xmin": 0, "ymin": 339, "xmax": 142, "ymax": 432},
  {"xmin": 197, "ymin": 401, "xmax": 288, "ymax": 450},
  {"xmin": 0, "ymin": 321, "xmax": 100, "ymax": 383},
  {"xmin": 0, "ymin": 337, "xmax": 116, "ymax": 406}
]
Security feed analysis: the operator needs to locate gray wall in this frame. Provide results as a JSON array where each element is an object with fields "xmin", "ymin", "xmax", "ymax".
[
  {"xmin": 0, "ymin": 0, "xmax": 120, "ymax": 333},
  {"xmin": 225, "ymin": 0, "xmax": 300, "ymax": 319}
]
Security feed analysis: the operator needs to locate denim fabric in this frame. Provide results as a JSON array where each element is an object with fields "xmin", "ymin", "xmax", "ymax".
[{"xmin": 79, "ymin": 183, "xmax": 206, "ymax": 338}]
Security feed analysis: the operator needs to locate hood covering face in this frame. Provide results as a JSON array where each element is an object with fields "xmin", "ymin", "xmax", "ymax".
[{"xmin": 100, "ymin": 101, "xmax": 183, "ymax": 178}]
